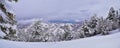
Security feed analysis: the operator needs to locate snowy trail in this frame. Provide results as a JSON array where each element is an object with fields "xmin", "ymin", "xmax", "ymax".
[{"xmin": 0, "ymin": 31, "xmax": 120, "ymax": 48}]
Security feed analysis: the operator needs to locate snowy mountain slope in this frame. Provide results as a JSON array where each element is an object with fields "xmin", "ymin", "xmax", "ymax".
[{"xmin": 0, "ymin": 30, "xmax": 120, "ymax": 48}]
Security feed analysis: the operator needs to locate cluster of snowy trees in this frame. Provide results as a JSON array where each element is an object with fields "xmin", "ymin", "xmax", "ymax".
[
  {"xmin": 79, "ymin": 7, "xmax": 120, "ymax": 38},
  {"xmin": 0, "ymin": 0, "xmax": 120, "ymax": 42},
  {"xmin": 17, "ymin": 20, "xmax": 81, "ymax": 42},
  {"xmin": 17, "ymin": 7, "xmax": 120, "ymax": 42}
]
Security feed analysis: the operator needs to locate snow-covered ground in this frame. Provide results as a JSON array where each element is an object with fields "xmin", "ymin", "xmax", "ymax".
[{"xmin": 0, "ymin": 29, "xmax": 120, "ymax": 48}]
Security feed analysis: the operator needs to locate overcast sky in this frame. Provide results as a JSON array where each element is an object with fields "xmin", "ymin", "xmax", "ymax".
[{"xmin": 14, "ymin": 0, "xmax": 120, "ymax": 21}]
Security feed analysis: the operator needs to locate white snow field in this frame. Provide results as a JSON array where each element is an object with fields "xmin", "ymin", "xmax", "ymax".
[{"xmin": 0, "ymin": 29, "xmax": 120, "ymax": 48}]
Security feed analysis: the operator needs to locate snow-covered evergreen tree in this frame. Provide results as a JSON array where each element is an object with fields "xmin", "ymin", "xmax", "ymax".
[
  {"xmin": 106, "ymin": 7, "xmax": 116, "ymax": 20},
  {"xmin": 61, "ymin": 24, "xmax": 73, "ymax": 40},
  {"xmin": 106, "ymin": 7, "xmax": 119, "ymax": 30},
  {"xmin": 96, "ymin": 17, "xmax": 111, "ymax": 35},
  {"xmin": 0, "ymin": 0, "xmax": 18, "ymax": 40},
  {"xmin": 80, "ymin": 15, "xmax": 99, "ymax": 37}
]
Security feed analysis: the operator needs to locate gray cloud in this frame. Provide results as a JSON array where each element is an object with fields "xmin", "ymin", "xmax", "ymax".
[{"xmin": 14, "ymin": 0, "xmax": 120, "ymax": 21}]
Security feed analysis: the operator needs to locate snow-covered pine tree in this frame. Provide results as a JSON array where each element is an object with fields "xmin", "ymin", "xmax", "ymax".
[
  {"xmin": 76, "ymin": 24, "xmax": 85, "ymax": 38},
  {"xmin": 60, "ymin": 24, "xmax": 73, "ymax": 40},
  {"xmin": 80, "ymin": 24, "xmax": 89, "ymax": 37},
  {"xmin": 106, "ymin": 7, "xmax": 116, "ymax": 20},
  {"xmin": 80, "ymin": 19, "xmax": 91, "ymax": 37},
  {"xmin": 106, "ymin": 7, "xmax": 119, "ymax": 30},
  {"xmin": 62, "ymin": 24, "xmax": 81, "ymax": 40},
  {"xmin": 80, "ymin": 15, "xmax": 99, "ymax": 37},
  {"xmin": 0, "ymin": 0, "xmax": 18, "ymax": 40},
  {"xmin": 88, "ymin": 15, "xmax": 98, "ymax": 28},
  {"xmin": 88, "ymin": 15, "xmax": 99, "ymax": 35},
  {"xmin": 96, "ymin": 17, "xmax": 113, "ymax": 35}
]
